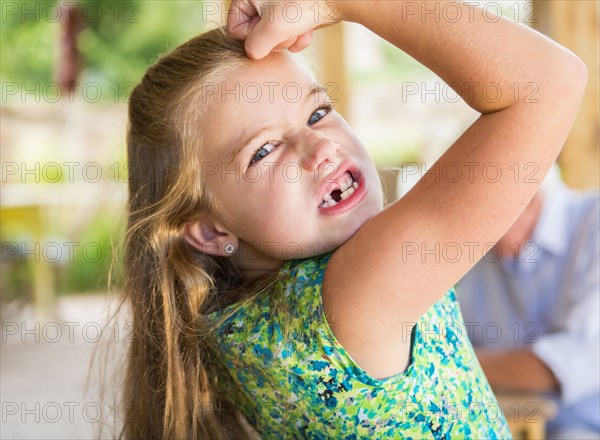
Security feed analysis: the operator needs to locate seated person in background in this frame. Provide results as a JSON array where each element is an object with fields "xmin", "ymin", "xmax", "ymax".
[{"xmin": 456, "ymin": 167, "xmax": 600, "ymax": 439}]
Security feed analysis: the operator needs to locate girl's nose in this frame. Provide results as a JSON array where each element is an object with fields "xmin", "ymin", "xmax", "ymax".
[{"xmin": 298, "ymin": 130, "xmax": 340, "ymax": 172}]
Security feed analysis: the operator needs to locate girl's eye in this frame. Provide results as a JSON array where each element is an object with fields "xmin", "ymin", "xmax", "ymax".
[
  {"xmin": 250, "ymin": 143, "xmax": 276, "ymax": 165},
  {"xmin": 307, "ymin": 106, "xmax": 331, "ymax": 126}
]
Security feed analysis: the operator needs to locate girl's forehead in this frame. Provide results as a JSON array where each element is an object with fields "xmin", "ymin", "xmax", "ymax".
[
  {"xmin": 201, "ymin": 53, "xmax": 323, "ymax": 124},
  {"xmin": 226, "ymin": 52, "xmax": 317, "ymax": 88}
]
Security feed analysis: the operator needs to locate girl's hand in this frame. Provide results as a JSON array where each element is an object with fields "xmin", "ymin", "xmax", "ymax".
[{"xmin": 226, "ymin": 0, "xmax": 344, "ymax": 59}]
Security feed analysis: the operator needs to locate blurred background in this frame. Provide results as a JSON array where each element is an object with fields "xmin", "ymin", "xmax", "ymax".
[{"xmin": 1, "ymin": 1, "xmax": 598, "ymax": 438}]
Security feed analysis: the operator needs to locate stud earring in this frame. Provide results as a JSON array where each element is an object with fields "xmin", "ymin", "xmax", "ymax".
[{"xmin": 224, "ymin": 244, "xmax": 235, "ymax": 254}]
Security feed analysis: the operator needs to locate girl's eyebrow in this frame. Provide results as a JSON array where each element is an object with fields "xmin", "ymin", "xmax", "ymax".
[
  {"xmin": 226, "ymin": 84, "xmax": 329, "ymax": 164},
  {"xmin": 227, "ymin": 126, "xmax": 274, "ymax": 165}
]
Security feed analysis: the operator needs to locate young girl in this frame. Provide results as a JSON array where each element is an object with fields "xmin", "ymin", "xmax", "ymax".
[{"xmin": 121, "ymin": 1, "xmax": 586, "ymax": 438}]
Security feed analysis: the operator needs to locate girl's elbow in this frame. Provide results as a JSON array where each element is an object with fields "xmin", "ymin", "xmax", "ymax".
[
  {"xmin": 570, "ymin": 52, "xmax": 588, "ymax": 88},
  {"xmin": 556, "ymin": 51, "xmax": 588, "ymax": 99},
  {"xmin": 537, "ymin": 50, "xmax": 588, "ymax": 114}
]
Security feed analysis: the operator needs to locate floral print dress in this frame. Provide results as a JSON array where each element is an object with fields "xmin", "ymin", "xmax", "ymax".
[{"xmin": 210, "ymin": 254, "xmax": 511, "ymax": 439}]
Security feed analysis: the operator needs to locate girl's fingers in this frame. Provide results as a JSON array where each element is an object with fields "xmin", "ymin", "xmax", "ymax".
[
  {"xmin": 287, "ymin": 30, "xmax": 314, "ymax": 53},
  {"xmin": 244, "ymin": 17, "xmax": 296, "ymax": 60},
  {"xmin": 272, "ymin": 36, "xmax": 300, "ymax": 52},
  {"xmin": 226, "ymin": 0, "xmax": 260, "ymax": 40},
  {"xmin": 228, "ymin": 1, "xmax": 333, "ymax": 59}
]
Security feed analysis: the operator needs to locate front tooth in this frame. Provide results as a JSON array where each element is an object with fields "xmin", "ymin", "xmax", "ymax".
[
  {"xmin": 327, "ymin": 199, "xmax": 337, "ymax": 207},
  {"xmin": 323, "ymin": 193, "xmax": 332, "ymax": 202},
  {"xmin": 341, "ymin": 187, "xmax": 355, "ymax": 200},
  {"xmin": 345, "ymin": 176, "xmax": 354, "ymax": 191}
]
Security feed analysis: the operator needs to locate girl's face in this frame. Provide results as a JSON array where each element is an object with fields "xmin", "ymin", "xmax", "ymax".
[{"xmin": 200, "ymin": 53, "xmax": 383, "ymax": 272}]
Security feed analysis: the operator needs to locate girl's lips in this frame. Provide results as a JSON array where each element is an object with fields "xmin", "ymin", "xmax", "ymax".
[{"xmin": 318, "ymin": 170, "xmax": 367, "ymax": 215}]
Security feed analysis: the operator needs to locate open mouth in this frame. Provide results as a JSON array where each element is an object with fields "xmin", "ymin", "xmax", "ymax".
[{"xmin": 319, "ymin": 171, "xmax": 359, "ymax": 208}]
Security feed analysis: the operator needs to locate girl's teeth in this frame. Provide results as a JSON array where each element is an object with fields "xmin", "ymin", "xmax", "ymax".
[
  {"xmin": 340, "ymin": 177, "xmax": 352, "ymax": 192},
  {"xmin": 340, "ymin": 186, "xmax": 354, "ymax": 200},
  {"xmin": 320, "ymin": 179, "xmax": 359, "ymax": 208},
  {"xmin": 319, "ymin": 199, "xmax": 338, "ymax": 209}
]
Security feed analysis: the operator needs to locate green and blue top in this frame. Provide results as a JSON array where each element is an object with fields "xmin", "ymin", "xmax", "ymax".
[{"xmin": 210, "ymin": 254, "xmax": 511, "ymax": 439}]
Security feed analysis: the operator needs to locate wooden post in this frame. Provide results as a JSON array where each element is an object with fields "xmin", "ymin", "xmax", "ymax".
[
  {"xmin": 54, "ymin": 2, "xmax": 84, "ymax": 97},
  {"xmin": 533, "ymin": 0, "xmax": 599, "ymax": 189},
  {"xmin": 311, "ymin": 23, "xmax": 348, "ymax": 120}
]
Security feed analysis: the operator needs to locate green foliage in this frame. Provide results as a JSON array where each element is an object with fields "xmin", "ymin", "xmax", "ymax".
[
  {"xmin": 1, "ymin": 1, "xmax": 209, "ymax": 101},
  {"xmin": 80, "ymin": 0, "xmax": 207, "ymax": 99},
  {"xmin": 0, "ymin": 253, "xmax": 33, "ymax": 303},
  {"xmin": 0, "ymin": 0, "xmax": 59, "ymax": 85},
  {"xmin": 0, "ymin": 212, "xmax": 124, "ymax": 298},
  {"xmin": 56, "ymin": 213, "xmax": 125, "ymax": 295}
]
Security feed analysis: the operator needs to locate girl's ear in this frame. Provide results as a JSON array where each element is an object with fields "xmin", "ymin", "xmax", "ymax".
[{"xmin": 183, "ymin": 219, "xmax": 238, "ymax": 257}]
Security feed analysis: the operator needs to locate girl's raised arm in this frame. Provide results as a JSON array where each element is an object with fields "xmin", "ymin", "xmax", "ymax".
[{"xmin": 229, "ymin": 0, "xmax": 587, "ymax": 379}]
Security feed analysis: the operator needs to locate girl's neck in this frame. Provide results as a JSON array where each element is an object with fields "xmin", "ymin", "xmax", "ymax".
[{"xmin": 233, "ymin": 242, "xmax": 286, "ymax": 281}]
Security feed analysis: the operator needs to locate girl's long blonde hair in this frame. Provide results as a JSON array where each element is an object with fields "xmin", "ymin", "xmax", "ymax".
[{"xmin": 121, "ymin": 28, "xmax": 255, "ymax": 439}]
